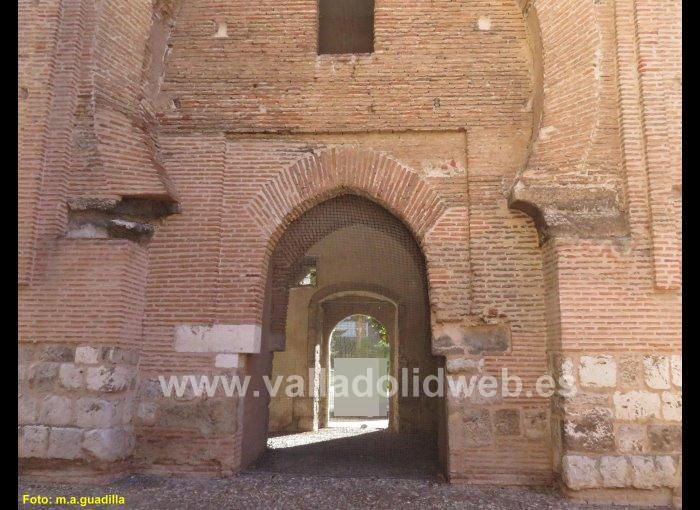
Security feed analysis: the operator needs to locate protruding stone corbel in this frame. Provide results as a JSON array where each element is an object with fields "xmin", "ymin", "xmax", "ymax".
[
  {"xmin": 66, "ymin": 197, "xmax": 181, "ymax": 244},
  {"xmin": 507, "ymin": 180, "xmax": 629, "ymax": 243}
]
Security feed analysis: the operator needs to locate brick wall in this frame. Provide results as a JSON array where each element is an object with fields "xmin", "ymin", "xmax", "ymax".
[
  {"xmin": 159, "ymin": 0, "xmax": 533, "ymax": 133},
  {"xmin": 18, "ymin": 1, "xmax": 681, "ymax": 505}
]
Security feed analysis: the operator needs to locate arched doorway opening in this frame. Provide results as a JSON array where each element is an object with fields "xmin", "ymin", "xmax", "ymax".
[
  {"xmin": 245, "ymin": 193, "xmax": 443, "ymax": 477},
  {"xmin": 326, "ymin": 313, "xmax": 392, "ymax": 430}
]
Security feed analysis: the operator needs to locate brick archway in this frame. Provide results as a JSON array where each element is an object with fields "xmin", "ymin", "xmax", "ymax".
[
  {"xmin": 246, "ymin": 146, "xmax": 447, "ymax": 243},
  {"xmin": 245, "ymin": 146, "xmax": 453, "ymax": 340},
  {"xmin": 252, "ymin": 179, "xmax": 443, "ymax": 462}
]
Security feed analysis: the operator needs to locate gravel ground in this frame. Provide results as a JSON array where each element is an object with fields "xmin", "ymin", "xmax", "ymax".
[
  {"xmin": 18, "ymin": 474, "xmax": 666, "ymax": 510},
  {"xmin": 18, "ymin": 427, "xmax": 666, "ymax": 509}
]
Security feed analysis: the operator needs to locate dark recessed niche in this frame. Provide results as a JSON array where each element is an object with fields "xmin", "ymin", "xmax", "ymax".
[{"xmin": 318, "ymin": 0, "xmax": 374, "ymax": 55}]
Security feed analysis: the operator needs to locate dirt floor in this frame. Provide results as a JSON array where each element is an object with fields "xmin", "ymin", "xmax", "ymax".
[{"xmin": 18, "ymin": 425, "xmax": 669, "ymax": 509}]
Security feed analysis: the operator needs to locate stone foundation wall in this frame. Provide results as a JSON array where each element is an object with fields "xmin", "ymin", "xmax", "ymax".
[
  {"xmin": 19, "ymin": 345, "xmax": 138, "ymax": 472},
  {"xmin": 553, "ymin": 352, "xmax": 681, "ymax": 505}
]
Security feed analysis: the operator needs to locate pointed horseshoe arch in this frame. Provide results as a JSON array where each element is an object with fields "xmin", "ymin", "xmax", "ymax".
[
  {"xmin": 244, "ymin": 147, "xmax": 455, "ymax": 335},
  {"xmin": 245, "ymin": 147, "xmax": 447, "ymax": 244}
]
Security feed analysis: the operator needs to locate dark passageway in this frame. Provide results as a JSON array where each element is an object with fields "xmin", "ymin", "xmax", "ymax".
[{"xmin": 249, "ymin": 425, "xmax": 439, "ymax": 480}]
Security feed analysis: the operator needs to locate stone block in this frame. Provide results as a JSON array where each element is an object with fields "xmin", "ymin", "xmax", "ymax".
[
  {"xmin": 138, "ymin": 379, "xmax": 164, "ymax": 400},
  {"xmin": 617, "ymin": 355, "xmax": 641, "ymax": 388},
  {"xmin": 121, "ymin": 400, "xmax": 135, "ymax": 425},
  {"xmin": 137, "ymin": 402, "xmax": 157, "ymax": 425},
  {"xmin": 101, "ymin": 347, "xmax": 139, "ymax": 365},
  {"xmin": 630, "ymin": 455, "xmax": 679, "ymax": 489},
  {"xmin": 661, "ymin": 392, "xmax": 681, "ymax": 421},
  {"xmin": 28, "ymin": 362, "xmax": 59, "ymax": 390},
  {"xmin": 643, "ymin": 355, "xmax": 670, "ymax": 390},
  {"xmin": 553, "ymin": 354, "xmax": 575, "ymax": 381},
  {"xmin": 552, "ymin": 417, "xmax": 563, "ymax": 473},
  {"xmin": 462, "ymin": 324, "xmax": 510, "ymax": 355},
  {"xmin": 561, "ymin": 455, "xmax": 601, "ymax": 490},
  {"xmin": 557, "ymin": 392, "xmax": 610, "ymax": 416},
  {"xmin": 433, "ymin": 323, "xmax": 510, "ymax": 356},
  {"xmin": 38, "ymin": 395, "xmax": 74, "ymax": 426},
  {"xmin": 522, "ymin": 408, "xmax": 548, "ymax": 439},
  {"xmin": 156, "ymin": 399, "xmax": 236, "ymax": 437},
  {"xmin": 18, "ymin": 345, "xmax": 35, "ymax": 364},
  {"xmin": 58, "ymin": 363, "xmax": 85, "ymax": 389},
  {"xmin": 617, "ymin": 424, "xmax": 647, "ymax": 453},
  {"xmin": 47, "ymin": 427, "xmax": 83, "ymax": 459},
  {"xmin": 599, "ymin": 456, "xmax": 631, "ymax": 488},
  {"xmin": 648, "ymin": 425, "xmax": 681, "ymax": 452},
  {"xmin": 550, "ymin": 354, "xmax": 576, "ymax": 391},
  {"xmin": 462, "ymin": 408, "xmax": 493, "ymax": 447},
  {"xmin": 215, "ymin": 353, "xmax": 243, "ymax": 368},
  {"xmin": 82, "ymin": 428, "xmax": 134, "ymax": 462},
  {"xmin": 75, "ymin": 346, "xmax": 101, "ymax": 364},
  {"xmin": 86, "ymin": 365, "xmax": 134, "ymax": 392},
  {"xmin": 199, "ymin": 400, "xmax": 237, "ymax": 435},
  {"xmin": 18, "ymin": 393, "xmax": 40, "ymax": 424},
  {"xmin": 76, "ymin": 397, "xmax": 119, "ymax": 428},
  {"xmin": 629, "ymin": 455, "xmax": 655, "ymax": 488},
  {"xmin": 670, "ymin": 355, "xmax": 681, "ymax": 388},
  {"xmin": 445, "ymin": 357, "xmax": 483, "ymax": 374},
  {"xmin": 654, "ymin": 455, "xmax": 680, "ymax": 488},
  {"xmin": 613, "ymin": 391, "xmax": 660, "ymax": 420},
  {"xmin": 18, "ymin": 425, "xmax": 49, "ymax": 458},
  {"xmin": 432, "ymin": 329, "xmax": 464, "ymax": 356},
  {"xmin": 174, "ymin": 324, "xmax": 262, "ymax": 353},
  {"xmin": 18, "ymin": 364, "xmax": 29, "ymax": 383},
  {"xmin": 38, "ymin": 345, "xmax": 75, "ymax": 362},
  {"xmin": 493, "ymin": 408, "xmax": 520, "ymax": 436},
  {"xmin": 673, "ymin": 494, "xmax": 682, "ymax": 510},
  {"xmin": 579, "ymin": 355, "xmax": 616, "ymax": 388},
  {"xmin": 562, "ymin": 408, "xmax": 615, "ymax": 452}
]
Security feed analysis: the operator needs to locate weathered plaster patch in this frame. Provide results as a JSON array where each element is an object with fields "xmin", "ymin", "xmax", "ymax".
[
  {"xmin": 477, "ymin": 17, "xmax": 492, "ymax": 31},
  {"xmin": 538, "ymin": 125, "xmax": 557, "ymax": 141},
  {"xmin": 423, "ymin": 159, "xmax": 466, "ymax": 178},
  {"xmin": 213, "ymin": 21, "xmax": 227, "ymax": 38}
]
